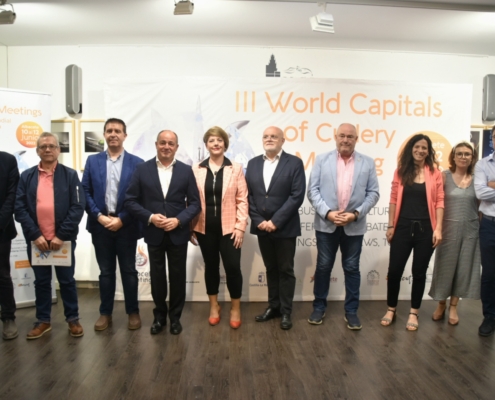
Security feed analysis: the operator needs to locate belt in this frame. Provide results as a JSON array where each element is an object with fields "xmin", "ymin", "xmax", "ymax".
[
  {"xmin": 483, "ymin": 214, "xmax": 495, "ymax": 222},
  {"xmin": 108, "ymin": 213, "xmax": 118, "ymax": 217}
]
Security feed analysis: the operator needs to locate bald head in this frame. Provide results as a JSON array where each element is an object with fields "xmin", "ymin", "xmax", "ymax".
[
  {"xmin": 155, "ymin": 130, "xmax": 179, "ymax": 166},
  {"xmin": 262, "ymin": 126, "xmax": 285, "ymax": 158},
  {"xmin": 335, "ymin": 123, "xmax": 358, "ymax": 158}
]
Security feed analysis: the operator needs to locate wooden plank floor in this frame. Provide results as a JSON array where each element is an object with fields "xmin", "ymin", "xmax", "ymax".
[{"xmin": 1, "ymin": 289, "xmax": 495, "ymax": 400}]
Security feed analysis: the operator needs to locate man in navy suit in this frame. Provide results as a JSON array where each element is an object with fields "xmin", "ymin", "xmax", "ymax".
[
  {"xmin": 307, "ymin": 123, "xmax": 379, "ymax": 330},
  {"xmin": 246, "ymin": 126, "xmax": 306, "ymax": 330},
  {"xmin": 0, "ymin": 151, "xmax": 19, "ymax": 339},
  {"xmin": 82, "ymin": 118, "xmax": 144, "ymax": 331},
  {"xmin": 125, "ymin": 130, "xmax": 200, "ymax": 335}
]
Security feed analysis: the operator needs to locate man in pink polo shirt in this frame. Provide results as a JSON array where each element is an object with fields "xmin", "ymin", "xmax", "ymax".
[
  {"xmin": 15, "ymin": 132, "xmax": 85, "ymax": 339},
  {"xmin": 307, "ymin": 123, "xmax": 380, "ymax": 330}
]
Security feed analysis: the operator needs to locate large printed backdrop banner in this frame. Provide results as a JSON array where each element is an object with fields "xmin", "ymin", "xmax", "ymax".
[
  {"xmin": 104, "ymin": 78, "xmax": 472, "ymax": 302},
  {"xmin": 0, "ymin": 88, "xmax": 54, "ymax": 307}
]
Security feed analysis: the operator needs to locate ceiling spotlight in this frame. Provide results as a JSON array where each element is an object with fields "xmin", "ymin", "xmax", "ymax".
[
  {"xmin": 310, "ymin": 2, "xmax": 334, "ymax": 34},
  {"xmin": 174, "ymin": 1, "xmax": 194, "ymax": 15},
  {"xmin": 0, "ymin": 2, "xmax": 15, "ymax": 25}
]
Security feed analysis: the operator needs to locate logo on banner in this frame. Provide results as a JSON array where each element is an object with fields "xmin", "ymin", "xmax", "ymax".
[
  {"xmin": 22, "ymin": 273, "xmax": 31, "ymax": 280},
  {"xmin": 135, "ymin": 245, "xmax": 148, "ymax": 268},
  {"xmin": 265, "ymin": 54, "xmax": 313, "ymax": 78},
  {"xmin": 18, "ymin": 283, "xmax": 30, "ymax": 288},
  {"xmin": 367, "ymin": 270, "xmax": 380, "ymax": 286},
  {"xmin": 220, "ymin": 274, "xmax": 227, "ymax": 285},
  {"xmin": 250, "ymin": 271, "xmax": 268, "ymax": 287},
  {"xmin": 137, "ymin": 271, "xmax": 151, "ymax": 283},
  {"xmin": 266, "ymin": 55, "xmax": 280, "ymax": 77},
  {"xmin": 16, "ymin": 121, "xmax": 44, "ymax": 148}
]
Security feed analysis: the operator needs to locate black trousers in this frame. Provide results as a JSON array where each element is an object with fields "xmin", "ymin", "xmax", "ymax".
[
  {"xmin": 0, "ymin": 241, "xmax": 16, "ymax": 321},
  {"xmin": 387, "ymin": 218, "xmax": 435, "ymax": 309},
  {"xmin": 196, "ymin": 230, "xmax": 242, "ymax": 299},
  {"xmin": 147, "ymin": 233, "xmax": 188, "ymax": 323},
  {"xmin": 258, "ymin": 236, "xmax": 296, "ymax": 315}
]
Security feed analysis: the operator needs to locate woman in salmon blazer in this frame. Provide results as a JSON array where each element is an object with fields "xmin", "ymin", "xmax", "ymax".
[
  {"xmin": 380, "ymin": 134, "xmax": 444, "ymax": 331},
  {"xmin": 191, "ymin": 126, "xmax": 248, "ymax": 329}
]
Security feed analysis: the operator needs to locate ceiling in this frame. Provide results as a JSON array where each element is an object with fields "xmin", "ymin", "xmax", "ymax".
[{"xmin": 1, "ymin": 0, "xmax": 495, "ymax": 56}]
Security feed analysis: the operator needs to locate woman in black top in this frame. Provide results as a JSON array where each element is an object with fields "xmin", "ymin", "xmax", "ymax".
[{"xmin": 381, "ymin": 134, "xmax": 444, "ymax": 331}]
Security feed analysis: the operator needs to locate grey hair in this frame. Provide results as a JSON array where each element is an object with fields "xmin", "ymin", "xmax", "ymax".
[{"xmin": 36, "ymin": 132, "xmax": 60, "ymax": 148}]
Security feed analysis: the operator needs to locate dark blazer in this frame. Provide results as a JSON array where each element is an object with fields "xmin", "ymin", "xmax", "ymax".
[
  {"xmin": 82, "ymin": 150, "xmax": 144, "ymax": 240},
  {"xmin": 0, "ymin": 151, "xmax": 19, "ymax": 243},
  {"xmin": 245, "ymin": 151, "xmax": 306, "ymax": 238},
  {"xmin": 14, "ymin": 163, "xmax": 86, "ymax": 242},
  {"xmin": 124, "ymin": 158, "xmax": 201, "ymax": 246}
]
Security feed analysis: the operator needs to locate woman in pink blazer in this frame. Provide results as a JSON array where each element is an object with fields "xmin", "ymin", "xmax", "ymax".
[
  {"xmin": 191, "ymin": 126, "xmax": 248, "ymax": 329},
  {"xmin": 381, "ymin": 134, "xmax": 444, "ymax": 331}
]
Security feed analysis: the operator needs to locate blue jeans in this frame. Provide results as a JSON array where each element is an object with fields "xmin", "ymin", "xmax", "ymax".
[
  {"xmin": 27, "ymin": 241, "xmax": 79, "ymax": 323},
  {"xmin": 313, "ymin": 229, "xmax": 363, "ymax": 314},
  {"xmin": 92, "ymin": 231, "xmax": 139, "ymax": 316},
  {"xmin": 480, "ymin": 216, "xmax": 495, "ymax": 319}
]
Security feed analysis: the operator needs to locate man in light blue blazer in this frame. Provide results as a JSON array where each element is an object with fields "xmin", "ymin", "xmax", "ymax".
[
  {"xmin": 307, "ymin": 123, "xmax": 379, "ymax": 330},
  {"xmin": 82, "ymin": 118, "xmax": 144, "ymax": 331}
]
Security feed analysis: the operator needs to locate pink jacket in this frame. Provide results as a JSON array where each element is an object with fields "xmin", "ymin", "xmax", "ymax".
[
  {"xmin": 390, "ymin": 166, "xmax": 444, "ymax": 230},
  {"xmin": 192, "ymin": 161, "xmax": 249, "ymax": 235}
]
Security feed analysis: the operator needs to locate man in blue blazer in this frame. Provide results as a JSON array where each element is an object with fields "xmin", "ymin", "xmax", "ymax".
[
  {"xmin": 0, "ymin": 151, "xmax": 19, "ymax": 339},
  {"xmin": 307, "ymin": 123, "xmax": 379, "ymax": 330},
  {"xmin": 246, "ymin": 126, "xmax": 306, "ymax": 330},
  {"xmin": 82, "ymin": 118, "xmax": 144, "ymax": 331},
  {"xmin": 125, "ymin": 130, "xmax": 200, "ymax": 335}
]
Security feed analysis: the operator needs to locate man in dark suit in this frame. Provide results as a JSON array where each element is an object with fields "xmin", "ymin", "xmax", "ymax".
[
  {"xmin": 125, "ymin": 130, "xmax": 200, "ymax": 335},
  {"xmin": 82, "ymin": 118, "xmax": 144, "ymax": 331},
  {"xmin": 245, "ymin": 126, "xmax": 306, "ymax": 330},
  {"xmin": 0, "ymin": 151, "xmax": 20, "ymax": 340}
]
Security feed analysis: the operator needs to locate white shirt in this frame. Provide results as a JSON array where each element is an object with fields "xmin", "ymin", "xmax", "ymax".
[
  {"xmin": 475, "ymin": 153, "xmax": 495, "ymax": 217},
  {"xmin": 156, "ymin": 156, "xmax": 176, "ymax": 199},
  {"xmin": 263, "ymin": 150, "xmax": 283, "ymax": 192}
]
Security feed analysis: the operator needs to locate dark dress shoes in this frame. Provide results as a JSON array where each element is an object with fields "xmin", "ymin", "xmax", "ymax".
[
  {"xmin": 255, "ymin": 307, "xmax": 281, "ymax": 322},
  {"xmin": 170, "ymin": 320, "xmax": 183, "ymax": 335},
  {"xmin": 280, "ymin": 314, "xmax": 293, "ymax": 330},
  {"xmin": 150, "ymin": 320, "xmax": 165, "ymax": 335}
]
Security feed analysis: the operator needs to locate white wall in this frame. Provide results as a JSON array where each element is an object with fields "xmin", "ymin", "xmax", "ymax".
[
  {"xmin": 5, "ymin": 45, "xmax": 495, "ymax": 282},
  {"xmin": 6, "ymin": 46, "xmax": 495, "ymax": 123},
  {"xmin": 0, "ymin": 45, "xmax": 7, "ymax": 87}
]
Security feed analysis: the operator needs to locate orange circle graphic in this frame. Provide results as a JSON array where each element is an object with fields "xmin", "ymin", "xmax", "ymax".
[
  {"xmin": 16, "ymin": 121, "xmax": 44, "ymax": 148},
  {"xmin": 397, "ymin": 131, "xmax": 451, "ymax": 172}
]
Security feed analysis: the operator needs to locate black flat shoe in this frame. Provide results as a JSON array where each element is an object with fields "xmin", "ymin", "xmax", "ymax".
[
  {"xmin": 170, "ymin": 320, "xmax": 183, "ymax": 335},
  {"xmin": 255, "ymin": 307, "xmax": 281, "ymax": 322},
  {"xmin": 150, "ymin": 320, "xmax": 165, "ymax": 335},
  {"xmin": 280, "ymin": 314, "xmax": 293, "ymax": 330}
]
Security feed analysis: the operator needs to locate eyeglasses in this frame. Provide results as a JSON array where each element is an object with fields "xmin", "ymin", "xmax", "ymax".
[
  {"xmin": 263, "ymin": 135, "xmax": 281, "ymax": 141},
  {"xmin": 454, "ymin": 152, "xmax": 472, "ymax": 158},
  {"xmin": 38, "ymin": 145, "xmax": 59, "ymax": 151}
]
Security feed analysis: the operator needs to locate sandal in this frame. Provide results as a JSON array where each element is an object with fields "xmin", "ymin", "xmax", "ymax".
[
  {"xmin": 380, "ymin": 308, "xmax": 396, "ymax": 326},
  {"xmin": 406, "ymin": 312, "xmax": 419, "ymax": 331},
  {"xmin": 432, "ymin": 301, "xmax": 446, "ymax": 321},
  {"xmin": 448, "ymin": 302, "xmax": 459, "ymax": 326}
]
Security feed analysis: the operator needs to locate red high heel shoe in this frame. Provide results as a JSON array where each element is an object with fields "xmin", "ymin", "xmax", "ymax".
[
  {"xmin": 208, "ymin": 307, "xmax": 221, "ymax": 326},
  {"xmin": 229, "ymin": 319, "xmax": 242, "ymax": 329}
]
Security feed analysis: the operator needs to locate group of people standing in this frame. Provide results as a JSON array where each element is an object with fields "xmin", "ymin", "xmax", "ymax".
[{"xmin": 1, "ymin": 120, "xmax": 494, "ymax": 340}]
